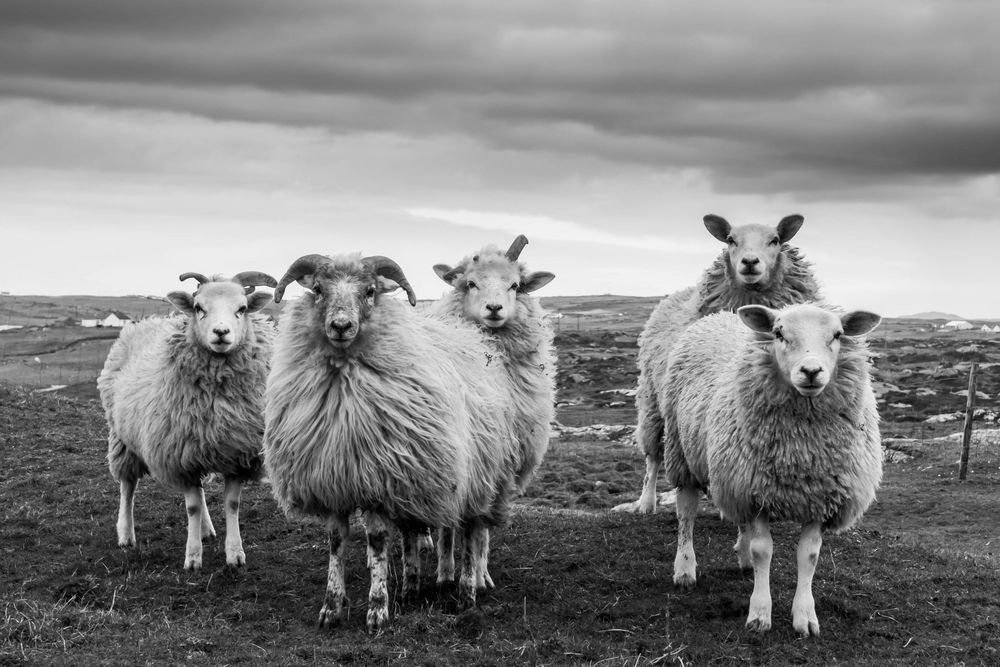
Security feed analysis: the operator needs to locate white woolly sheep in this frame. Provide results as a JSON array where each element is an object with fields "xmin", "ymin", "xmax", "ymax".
[
  {"xmin": 662, "ymin": 303, "xmax": 882, "ymax": 636},
  {"xmin": 617, "ymin": 214, "xmax": 822, "ymax": 514},
  {"xmin": 98, "ymin": 271, "xmax": 277, "ymax": 571},
  {"xmin": 431, "ymin": 234, "xmax": 556, "ymax": 591},
  {"xmin": 262, "ymin": 253, "xmax": 519, "ymax": 633}
]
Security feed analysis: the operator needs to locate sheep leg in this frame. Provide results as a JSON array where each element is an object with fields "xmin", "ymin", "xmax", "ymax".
[
  {"xmin": 222, "ymin": 478, "xmax": 245, "ymax": 567},
  {"xmin": 634, "ymin": 380, "xmax": 664, "ymax": 514},
  {"xmin": 401, "ymin": 529, "xmax": 422, "ymax": 603},
  {"xmin": 182, "ymin": 487, "xmax": 206, "ymax": 571},
  {"xmin": 116, "ymin": 478, "xmax": 137, "ymax": 547},
  {"xmin": 791, "ymin": 522, "xmax": 823, "ymax": 637},
  {"xmin": 636, "ymin": 455, "xmax": 662, "ymax": 514},
  {"xmin": 477, "ymin": 528, "xmax": 494, "ymax": 591},
  {"xmin": 364, "ymin": 511, "xmax": 392, "ymax": 633},
  {"xmin": 734, "ymin": 524, "xmax": 752, "ymax": 570},
  {"xmin": 672, "ymin": 486, "xmax": 700, "ymax": 589},
  {"xmin": 458, "ymin": 520, "xmax": 483, "ymax": 609},
  {"xmin": 745, "ymin": 516, "xmax": 773, "ymax": 632},
  {"xmin": 318, "ymin": 514, "xmax": 349, "ymax": 629},
  {"xmin": 199, "ymin": 486, "xmax": 216, "ymax": 540},
  {"xmin": 436, "ymin": 526, "xmax": 456, "ymax": 585}
]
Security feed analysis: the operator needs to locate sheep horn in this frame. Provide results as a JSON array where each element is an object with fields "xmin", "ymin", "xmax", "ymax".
[
  {"xmin": 178, "ymin": 272, "xmax": 210, "ymax": 286},
  {"xmin": 364, "ymin": 255, "xmax": 417, "ymax": 306},
  {"xmin": 273, "ymin": 254, "xmax": 330, "ymax": 303},
  {"xmin": 505, "ymin": 234, "xmax": 529, "ymax": 262},
  {"xmin": 232, "ymin": 271, "xmax": 278, "ymax": 295}
]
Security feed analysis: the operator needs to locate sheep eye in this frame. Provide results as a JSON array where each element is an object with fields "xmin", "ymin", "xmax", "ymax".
[
  {"xmin": 833, "ymin": 331, "xmax": 842, "ymax": 341},
  {"xmin": 467, "ymin": 280, "xmax": 478, "ymax": 290},
  {"xmin": 773, "ymin": 329, "xmax": 784, "ymax": 341},
  {"xmin": 366, "ymin": 285, "xmax": 376, "ymax": 298},
  {"xmin": 236, "ymin": 306, "xmax": 247, "ymax": 317},
  {"xmin": 510, "ymin": 282, "xmax": 519, "ymax": 291},
  {"xmin": 194, "ymin": 304, "xmax": 205, "ymax": 316},
  {"xmin": 726, "ymin": 235, "xmax": 736, "ymax": 245},
  {"xmin": 768, "ymin": 236, "xmax": 780, "ymax": 246}
]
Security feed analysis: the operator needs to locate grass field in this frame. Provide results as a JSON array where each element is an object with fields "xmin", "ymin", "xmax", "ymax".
[{"xmin": 1, "ymin": 293, "xmax": 998, "ymax": 664}]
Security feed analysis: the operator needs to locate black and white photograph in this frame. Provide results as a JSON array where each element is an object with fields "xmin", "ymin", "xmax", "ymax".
[{"xmin": 1, "ymin": 1, "xmax": 997, "ymax": 664}]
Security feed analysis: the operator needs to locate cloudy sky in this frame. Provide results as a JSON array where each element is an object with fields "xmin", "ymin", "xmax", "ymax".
[{"xmin": 1, "ymin": 0, "xmax": 997, "ymax": 316}]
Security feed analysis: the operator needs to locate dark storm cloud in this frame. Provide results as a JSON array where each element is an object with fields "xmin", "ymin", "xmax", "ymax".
[{"xmin": 2, "ymin": 0, "xmax": 998, "ymax": 192}]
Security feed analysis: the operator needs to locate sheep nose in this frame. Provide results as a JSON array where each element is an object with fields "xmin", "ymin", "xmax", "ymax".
[
  {"xmin": 486, "ymin": 304, "xmax": 503, "ymax": 315},
  {"xmin": 800, "ymin": 366, "xmax": 823, "ymax": 382},
  {"xmin": 212, "ymin": 326, "xmax": 230, "ymax": 338},
  {"xmin": 328, "ymin": 317, "xmax": 354, "ymax": 336},
  {"xmin": 741, "ymin": 256, "xmax": 760, "ymax": 268}
]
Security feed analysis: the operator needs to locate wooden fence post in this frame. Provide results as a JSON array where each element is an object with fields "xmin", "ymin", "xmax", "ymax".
[{"xmin": 958, "ymin": 363, "xmax": 978, "ymax": 481}]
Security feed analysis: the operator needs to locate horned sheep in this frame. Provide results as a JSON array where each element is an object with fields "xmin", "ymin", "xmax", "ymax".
[
  {"xmin": 618, "ymin": 214, "xmax": 822, "ymax": 514},
  {"xmin": 98, "ymin": 271, "xmax": 277, "ymax": 571},
  {"xmin": 431, "ymin": 234, "xmax": 556, "ymax": 591},
  {"xmin": 663, "ymin": 303, "xmax": 882, "ymax": 636},
  {"xmin": 262, "ymin": 253, "xmax": 519, "ymax": 633}
]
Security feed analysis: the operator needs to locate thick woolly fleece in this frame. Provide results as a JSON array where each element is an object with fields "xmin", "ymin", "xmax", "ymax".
[
  {"xmin": 635, "ymin": 245, "xmax": 821, "ymax": 459},
  {"xmin": 661, "ymin": 312, "xmax": 882, "ymax": 531},
  {"xmin": 432, "ymin": 288, "xmax": 555, "ymax": 492},
  {"xmin": 263, "ymin": 295, "xmax": 519, "ymax": 529},
  {"xmin": 99, "ymin": 315, "xmax": 273, "ymax": 490}
]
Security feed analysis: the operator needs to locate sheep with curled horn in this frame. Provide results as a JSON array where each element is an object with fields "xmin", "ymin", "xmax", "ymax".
[
  {"xmin": 431, "ymin": 234, "xmax": 556, "ymax": 592},
  {"xmin": 262, "ymin": 252, "xmax": 518, "ymax": 633},
  {"xmin": 614, "ymin": 214, "xmax": 823, "ymax": 515},
  {"xmin": 98, "ymin": 270, "xmax": 277, "ymax": 570}
]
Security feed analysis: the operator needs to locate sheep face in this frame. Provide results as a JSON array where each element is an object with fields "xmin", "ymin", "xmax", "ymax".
[
  {"xmin": 739, "ymin": 304, "xmax": 881, "ymax": 397},
  {"xmin": 434, "ymin": 247, "xmax": 554, "ymax": 329},
  {"xmin": 704, "ymin": 214, "xmax": 804, "ymax": 288},
  {"xmin": 167, "ymin": 282, "xmax": 271, "ymax": 354}
]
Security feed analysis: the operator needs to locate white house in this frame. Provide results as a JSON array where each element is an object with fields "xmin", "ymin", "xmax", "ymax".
[
  {"xmin": 942, "ymin": 320, "xmax": 974, "ymax": 331},
  {"xmin": 100, "ymin": 311, "xmax": 131, "ymax": 328}
]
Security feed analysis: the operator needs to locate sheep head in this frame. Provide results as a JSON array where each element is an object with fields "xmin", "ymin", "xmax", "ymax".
[
  {"xmin": 738, "ymin": 304, "xmax": 881, "ymax": 397},
  {"xmin": 704, "ymin": 214, "xmax": 804, "ymax": 289},
  {"xmin": 433, "ymin": 234, "xmax": 555, "ymax": 329},
  {"xmin": 274, "ymin": 253, "xmax": 416, "ymax": 350},
  {"xmin": 167, "ymin": 272, "xmax": 276, "ymax": 354}
]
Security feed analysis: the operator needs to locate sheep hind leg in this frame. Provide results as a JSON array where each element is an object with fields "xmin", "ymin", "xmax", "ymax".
[
  {"xmin": 613, "ymin": 384, "xmax": 663, "ymax": 514},
  {"xmin": 116, "ymin": 478, "xmax": 137, "ymax": 547},
  {"xmin": 436, "ymin": 526, "xmax": 456, "ymax": 585},
  {"xmin": 672, "ymin": 486, "xmax": 700, "ymax": 589},
  {"xmin": 364, "ymin": 511, "xmax": 392, "ymax": 633},
  {"xmin": 318, "ymin": 514, "xmax": 350, "ymax": 629},
  {"xmin": 400, "ymin": 529, "xmax": 422, "ymax": 603},
  {"xmin": 458, "ymin": 520, "xmax": 484, "ymax": 609},
  {"xmin": 222, "ymin": 478, "xmax": 245, "ymax": 567},
  {"xmin": 477, "ymin": 528, "xmax": 494, "ymax": 591},
  {"xmin": 745, "ymin": 516, "xmax": 773, "ymax": 632},
  {"xmin": 182, "ymin": 487, "xmax": 206, "ymax": 571},
  {"xmin": 199, "ymin": 486, "xmax": 216, "ymax": 540},
  {"xmin": 791, "ymin": 522, "xmax": 822, "ymax": 637},
  {"xmin": 734, "ymin": 524, "xmax": 752, "ymax": 570}
]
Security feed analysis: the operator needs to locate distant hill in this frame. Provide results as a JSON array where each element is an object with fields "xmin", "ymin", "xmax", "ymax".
[{"xmin": 898, "ymin": 311, "xmax": 965, "ymax": 321}]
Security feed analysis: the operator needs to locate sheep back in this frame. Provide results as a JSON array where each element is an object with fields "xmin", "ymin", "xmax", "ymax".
[
  {"xmin": 99, "ymin": 315, "xmax": 272, "ymax": 489},
  {"xmin": 264, "ymin": 298, "xmax": 518, "ymax": 529},
  {"xmin": 663, "ymin": 312, "xmax": 881, "ymax": 532}
]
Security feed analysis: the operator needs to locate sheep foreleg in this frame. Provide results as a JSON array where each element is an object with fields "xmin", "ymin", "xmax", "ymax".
[
  {"xmin": 477, "ymin": 528, "xmax": 494, "ymax": 591},
  {"xmin": 222, "ymin": 478, "xmax": 245, "ymax": 567},
  {"xmin": 436, "ymin": 526, "xmax": 456, "ymax": 585},
  {"xmin": 672, "ymin": 486, "xmax": 700, "ymax": 589},
  {"xmin": 746, "ymin": 516, "xmax": 773, "ymax": 632},
  {"xmin": 401, "ymin": 529, "xmax": 422, "ymax": 603},
  {"xmin": 364, "ymin": 511, "xmax": 391, "ymax": 633},
  {"xmin": 318, "ymin": 514, "xmax": 349, "ymax": 629},
  {"xmin": 636, "ymin": 455, "xmax": 662, "ymax": 514},
  {"xmin": 734, "ymin": 524, "xmax": 752, "ymax": 570},
  {"xmin": 792, "ymin": 522, "xmax": 822, "ymax": 637},
  {"xmin": 116, "ymin": 478, "xmax": 137, "ymax": 547},
  {"xmin": 458, "ymin": 520, "xmax": 483, "ymax": 609},
  {"xmin": 182, "ymin": 487, "xmax": 205, "ymax": 571}
]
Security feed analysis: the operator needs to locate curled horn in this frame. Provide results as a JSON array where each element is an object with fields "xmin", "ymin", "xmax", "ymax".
[
  {"xmin": 363, "ymin": 255, "xmax": 417, "ymax": 306},
  {"xmin": 178, "ymin": 272, "xmax": 210, "ymax": 288},
  {"xmin": 231, "ymin": 271, "xmax": 278, "ymax": 295},
  {"xmin": 273, "ymin": 254, "xmax": 330, "ymax": 303},
  {"xmin": 505, "ymin": 234, "xmax": 529, "ymax": 262}
]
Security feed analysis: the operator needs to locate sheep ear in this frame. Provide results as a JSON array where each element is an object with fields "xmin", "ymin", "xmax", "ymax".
[
  {"xmin": 738, "ymin": 305, "xmax": 777, "ymax": 333},
  {"xmin": 703, "ymin": 214, "xmax": 732, "ymax": 243},
  {"xmin": 841, "ymin": 310, "xmax": 881, "ymax": 337},
  {"xmin": 520, "ymin": 271, "xmax": 555, "ymax": 293},
  {"xmin": 433, "ymin": 264, "xmax": 455, "ymax": 283},
  {"xmin": 166, "ymin": 291, "xmax": 194, "ymax": 314},
  {"xmin": 246, "ymin": 291, "xmax": 272, "ymax": 313},
  {"xmin": 777, "ymin": 214, "xmax": 804, "ymax": 243}
]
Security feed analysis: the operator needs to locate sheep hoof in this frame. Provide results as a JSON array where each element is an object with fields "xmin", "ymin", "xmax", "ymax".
[
  {"xmin": 317, "ymin": 605, "xmax": 343, "ymax": 629},
  {"xmin": 793, "ymin": 615, "xmax": 820, "ymax": 638},
  {"xmin": 672, "ymin": 573, "xmax": 696, "ymax": 590},
  {"xmin": 117, "ymin": 536, "xmax": 136, "ymax": 549},
  {"xmin": 183, "ymin": 556, "xmax": 202, "ymax": 572},
  {"xmin": 366, "ymin": 606, "xmax": 389, "ymax": 634},
  {"xmin": 480, "ymin": 569, "xmax": 495, "ymax": 591},
  {"xmin": 745, "ymin": 615, "xmax": 771, "ymax": 633},
  {"xmin": 610, "ymin": 500, "xmax": 642, "ymax": 513},
  {"xmin": 226, "ymin": 550, "xmax": 246, "ymax": 568}
]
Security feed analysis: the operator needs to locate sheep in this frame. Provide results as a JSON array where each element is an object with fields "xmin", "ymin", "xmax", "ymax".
[
  {"xmin": 262, "ymin": 252, "xmax": 519, "ymax": 633},
  {"xmin": 98, "ymin": 271, "xmax": 277, "ymax": 571},
  {"xmin": 662, "ymin": 303, "xmax": 882, "ymax": 636},
  {"xmin": 617, "ymin": 213, "xmax": 822, "ymax": 514},
  {"xmin": 431, "ymin": 234, "xmax": 556, "ymax": 591}
]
